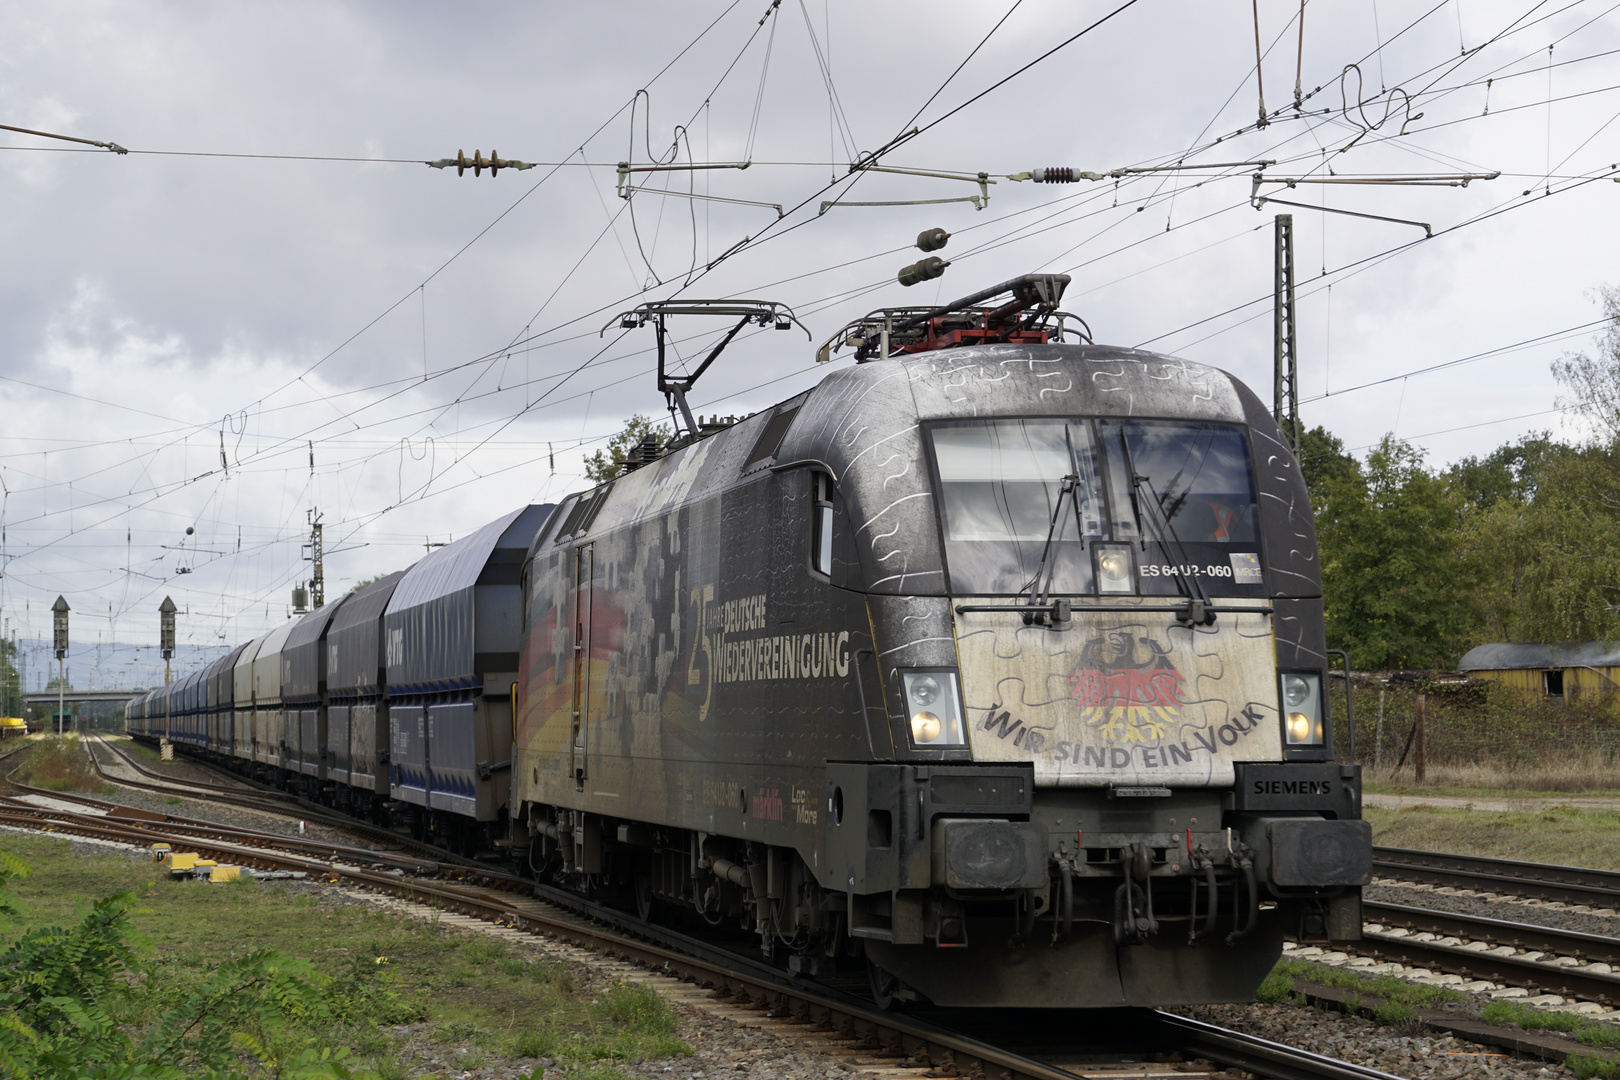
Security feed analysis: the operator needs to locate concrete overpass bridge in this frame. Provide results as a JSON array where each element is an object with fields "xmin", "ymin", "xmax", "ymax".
[{"xmin": 23, "ymin": 689, "xmax": 147, "ymax": 706}]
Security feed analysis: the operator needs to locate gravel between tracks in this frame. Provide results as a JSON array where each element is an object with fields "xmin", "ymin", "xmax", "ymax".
[
  {"xmin": 1175, "ymin": 1002, "xmax": 1571, "ymax": 1078},
  {"xmin": 1367, "ymin": 881, "xmax": 1620, "ymax": 939},
  {"xmin": 74, "ymin": 785, "xmax": 366, "ymax": 849},
  {"xmin": 94, "ymin": 739, "xmax": 251, "ymax": 789}
]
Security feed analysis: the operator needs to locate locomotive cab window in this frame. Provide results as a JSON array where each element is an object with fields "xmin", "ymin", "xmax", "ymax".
[
  {"xmin": 810, "ymin": 472, "xmax": 835, "ymax": 578},
  {"xmin": 927, "ymin": 418, "xmax": 1263, "ymax": 596}
]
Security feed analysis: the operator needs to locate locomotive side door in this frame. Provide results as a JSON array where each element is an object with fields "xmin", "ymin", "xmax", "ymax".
[{"xmin": 571, "ymin": 543, "xmax": 593, "ymax": 789}]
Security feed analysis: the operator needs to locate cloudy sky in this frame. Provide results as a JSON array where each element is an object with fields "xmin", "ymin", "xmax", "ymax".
[{"xmin": 2, "ymin": 0, "xmax": 1617, "ymax": 681}]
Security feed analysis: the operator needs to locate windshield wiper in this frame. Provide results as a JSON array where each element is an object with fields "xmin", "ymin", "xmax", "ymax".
[
  {"xmin": 1117, "ymin": 431, "xmax": 1216, "ymax": 627},
  {"xmin": 1015, "ymin": 472, "xmax": 1078, "ymax": 626}
]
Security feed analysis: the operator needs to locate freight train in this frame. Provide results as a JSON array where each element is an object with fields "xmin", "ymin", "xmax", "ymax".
[{"xmin": 129, "ymin": 273, "xmax": 1370, "ymax": 1009}]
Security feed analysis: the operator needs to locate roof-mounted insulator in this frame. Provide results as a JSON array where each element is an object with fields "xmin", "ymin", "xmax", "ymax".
[
  {"xmin": 898, "ymin": 256, "xmax": 949, "ymax": 287},
  {"xmin": 426, "ymin": 149, "xmax": 537, "ymax": 175},
  {"xmin": 916, "ymin": 228, "xmax": 951, "ymax": 252},
  {"xmin": 1030, "ymin": 167, "xmax": 1104, "ymax": 183}
]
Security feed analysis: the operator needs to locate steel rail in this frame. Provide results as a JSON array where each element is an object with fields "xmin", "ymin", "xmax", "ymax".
[
  {"xmin": 1374, "ymin": 846, "xmax": 1620, "ymax": 908},
  {"xmin": 1149, "ymin": 1012, "xmax": 1405, "ymax": 1080},
  {"xmin": 1343, "ymin": 900, "xmax": 1620, "ymax": 1004},
  {"xmin": 83, "ymin": 734, "xmax": 466, "ymax": 864},
  {"xmin": 1352, "ymin": 932, "xmax": 1620, "ymax": 1005},
  {"xmin": 0, "ymin": 792, "xmax": 442, "ymax": 874},
  {"xmin": 91, "ymin": 733, "xmax": 300, "ymax": 801},
  {"xmin": 1364, "ymin": 899, "xmax": 1620, "ymax": 966}
]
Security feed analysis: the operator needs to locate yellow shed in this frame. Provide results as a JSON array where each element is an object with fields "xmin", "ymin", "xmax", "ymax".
[{"xmin": 1458, "ymin": 642, "xmax": 1620, "ymax": 703}]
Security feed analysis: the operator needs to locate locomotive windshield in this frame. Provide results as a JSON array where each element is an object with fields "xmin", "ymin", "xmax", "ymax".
[{"xmin": 929, "ymin": 418, "xmax": 1260, "ymax": 595}]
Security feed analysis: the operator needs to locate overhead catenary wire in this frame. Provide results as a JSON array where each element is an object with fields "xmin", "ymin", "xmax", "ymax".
[{"xmin": 15, "ymin": 0, "xmax": 1620, "ymax": 641}]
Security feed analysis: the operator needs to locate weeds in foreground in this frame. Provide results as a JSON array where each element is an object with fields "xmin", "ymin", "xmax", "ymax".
[{"xmin": 0, "ymin": 834, "xmax": 694, "ymax": 1079}]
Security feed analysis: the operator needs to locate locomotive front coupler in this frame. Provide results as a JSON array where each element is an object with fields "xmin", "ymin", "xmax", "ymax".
[{"xmin": 1112, "ymin": 840, "xmax": 1159, "ymax": 946}]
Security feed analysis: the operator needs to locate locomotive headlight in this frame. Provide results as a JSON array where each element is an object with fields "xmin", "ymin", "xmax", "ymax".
[
  {"xmin": 901, "ymin": 670, "xmax": 966, "ymax": 748},
  {"xmin": 1279, "ymin": 672, "xmax": 1325, "ymax": 746},
  {"xmin": 911, "ymin": 711, "xmax": 942, "ymax": 742},
  {"xmin": 1094, "ymin": 543, "xmax": 1136, "ymax": 595}
]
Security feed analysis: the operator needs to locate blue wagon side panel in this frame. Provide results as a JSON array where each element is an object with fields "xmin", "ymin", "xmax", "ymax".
[
  {"xmin": 384, "ymin": 504, "xmax": 553, "ymax": 820},
  {"xmin": 327, "ymin": 569, "xmax": 408, "ymax": 796}
]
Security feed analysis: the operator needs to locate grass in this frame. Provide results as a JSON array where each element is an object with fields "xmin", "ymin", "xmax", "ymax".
[
  {"xmin": 1365, "ymin": 802, "xmax": 1620, "ymax": 871},
  {"xmin": 9, "ymin": 732, "xmax": 114, "ymax": 793},
  {"xmin": 1, "ymin": 833, "xmax": 692, "ymax": 1075},
  {"xmin": 1483, "ymin": 1000, "xmax": 1620, "ymax": 1049},
  {"xmin": 1569, "ymin": 1057, "xmax": 1620, "ymax": 1080},
  {"xmin": 1363, "ymin": 754, "xmax": 1620, "ymax": 795},
  {"xmin": 115, "ymin": 735, "xmax": 163, "ymax": 763},
  {"xmin": 1265, "ymin": 958, "xmax": 1620, "ymax": 1074},
  {"xmin": 1365, "ymin": 773, "xmax": 1620, "ymax": 801},
  {"xmin": 1261, "ymin": 957, "xmax": 1465, "ymax": 1020}
]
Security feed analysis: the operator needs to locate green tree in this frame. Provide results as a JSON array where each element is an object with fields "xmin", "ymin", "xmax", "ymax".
[
  {"xmin": 583, "ymin": 415, "xmax": 669, "ymax": 484},
  {"xmin": 1497, "ymin": 445, "xmax": 1620, "ymax": 642},
  {"xmin": 1317, "ymin": 436, "xmax": 1478, "ymax": 669},
  {"xmin": 1475, "ymin": 289, "xmax": 1620, "ymax": 643},
  {"xmin": 1297, "ymin": 425, "xmax": 1359, "ymax": 511},
  {"xmin": 1447, "ymin": 432, "xmax": 1562, "ymax": 512}
]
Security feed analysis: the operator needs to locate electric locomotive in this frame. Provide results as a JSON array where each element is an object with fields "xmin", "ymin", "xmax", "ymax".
[
  {"xmin": 127, "ymin": 272, "xmax": 1368, "ymax": 1009},
  {"xmin": 509, "ymin": 274, "xmax": 1370, "ymax": 1008}
]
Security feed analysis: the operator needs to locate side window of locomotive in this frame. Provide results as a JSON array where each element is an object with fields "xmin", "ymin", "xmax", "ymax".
[
  {"xmin": 1094, "ymin": 421, "xmax": 1258, "ymax": 544},
  {"xmin": 810, "ymin": 473, "xmax": 835, "ymax": 578}
]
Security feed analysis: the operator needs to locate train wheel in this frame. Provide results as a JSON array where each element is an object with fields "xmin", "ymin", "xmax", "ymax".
[
  {"xmin": 633, "ymin": 866, "xmax": 661, "ymax": 924},
  {"xmin": 866, "ymin": 955, "xmax": 904, "ymax": 1011}
]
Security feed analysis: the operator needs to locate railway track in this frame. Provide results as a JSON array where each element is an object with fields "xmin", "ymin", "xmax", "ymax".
[
  {"xmin": 1373, "ymin": 846, "xmax": 1620, "ymax": 909},
  {"xmin": 1298, "ymin": 900, "xmax": 1620, "ymax": 1006},
  {"xmin": 82, "ymin": 733, "xmax": 480, "ymax": 868},
  {"xmin": 0, "ymin": 735, "xmax": 1402, "ymax": 1080},
  {"xmin": 1339, "ymin": 846, "xmax": 1620, "ymax": 1004},
  {"xmin": 76, "ymin": 739, "xmax": 1620, "ymax": 1016}
]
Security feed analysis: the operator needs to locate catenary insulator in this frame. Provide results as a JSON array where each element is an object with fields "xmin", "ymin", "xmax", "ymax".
[
  {"xmin": 1034, "ymin": 167, "xmax": 1075, "ymax": 183},
  {"xmin": 916, "ymin": 228, "xmax": 951, "ymax": 252},
  {"xmin": 898, "ymin": 257, "xmax": 950, "ymax": 287}
]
